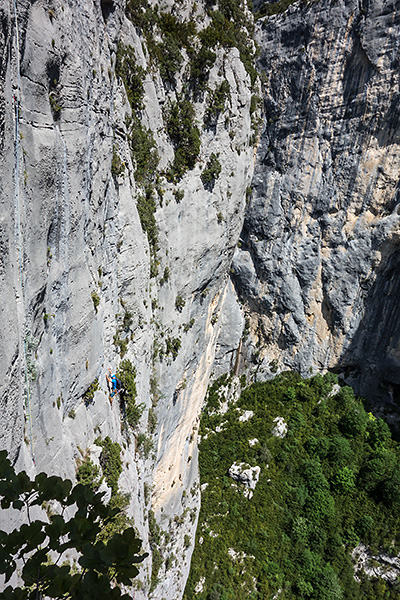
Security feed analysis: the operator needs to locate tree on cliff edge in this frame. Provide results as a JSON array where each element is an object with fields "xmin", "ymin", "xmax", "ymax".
[{"xmin": 0, "ymin": 450, "xmax": 147, "ymax": 599}]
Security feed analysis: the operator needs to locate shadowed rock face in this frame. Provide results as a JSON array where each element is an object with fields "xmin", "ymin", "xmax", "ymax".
[{"xmin": 233, "ymin": 0, "xmax": 400, "ymax": 406}]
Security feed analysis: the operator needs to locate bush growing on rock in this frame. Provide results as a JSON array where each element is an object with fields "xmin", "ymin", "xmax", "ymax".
[
  {"xmin": 201, "ymin": 153, "xmax": 222, "ymax": 187},
  {"xmin": 204, "ymin": 81, "xmax": 230, "ymax": 127},
  {"xmin": 76, "ymin": 456, "xmax": 102, "ymax": 491},
  {"xmin": 96, "ymin": 436, "xmax": 122, "ymax": 496},
  {"xmin": 117, "ymin": 360, "xmax": 145, "ymax": 429},
  {"xmin": 166, "ymin": 99, "xmax": 200, "ymax": 180},
  {"xmin": 189, "ymin": 46, "xmax": 216, "ymax": 92},
  {"xmin": 115, "ymin": 43, "xmax": 145, "ymax": 111}
]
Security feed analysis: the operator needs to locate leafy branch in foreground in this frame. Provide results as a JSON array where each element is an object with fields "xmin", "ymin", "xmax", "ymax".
[{"xmin": 0, "ymin": 450, "xmax": 147, "ymax": 599}]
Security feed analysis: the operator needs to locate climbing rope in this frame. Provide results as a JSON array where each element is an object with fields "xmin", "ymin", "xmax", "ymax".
[{"xmin": 12, "ymin": 0, "xmax": 35, "ymax": 464}]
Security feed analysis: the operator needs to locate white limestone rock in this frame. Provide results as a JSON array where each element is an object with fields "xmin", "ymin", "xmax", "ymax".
[
  {"xmin": 194, "ymin": 576, "xmax": 206, "ymax": 594},
  {"xmin": 228, "ymin": 462, "xmax": 261, "ymax": 499},
  {"xmin": 272, "ymin": 417, "xmax": 287, "ymax": 439},
  {"xmin": 238, "ymin": 410, "xmax": 254, "ymax": 422},
  {"xmin": 215, "ymin": 422, "xmax": 228, "ymax": 433},
  {"xmin": 353, "ymin": 544, "xmax": 400, "ymax": 583}
]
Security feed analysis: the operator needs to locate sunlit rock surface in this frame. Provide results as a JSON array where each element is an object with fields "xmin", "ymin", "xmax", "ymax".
[{"xmin": 233, "ymin": 0, "xmax": 400, "ymax": 409}]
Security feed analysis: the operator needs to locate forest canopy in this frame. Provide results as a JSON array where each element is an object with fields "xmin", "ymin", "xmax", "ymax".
[{"xmin": 185, "ymin": 372, "xmax": 400, "ymax": 600}]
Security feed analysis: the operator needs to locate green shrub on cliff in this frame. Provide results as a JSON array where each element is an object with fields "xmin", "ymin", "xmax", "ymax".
[
  {"xmin": 116, "ymin": 360, "xmax": 144, "ymax": 429},
  {"xmin": 204, "ymin": 81, "xmax": 231, "ymax": 127},
  {"xmin": 256, "ymin": 0, "xmax": 303, "ymax": 18},
  {"xmin": 166, "ymin": 99, "xmax": 200, "ymax": 180},
  {"xmin": 76, "ymin": 456, "xmax": 101, "ymax": 491},
  {"xmin": 127, "ymin": 115, "xmax": 159, "ymax": 185},
  {"xmin": 116, "ymin": 43, "xmax": 145, "ymax": 111},
  {"xmin": 96, "ymin": 436, "xmax": 123, "ymax": 496},
  {"xmin": 201, "ymin": 153, "xmax": 222, "ymax": 186}
]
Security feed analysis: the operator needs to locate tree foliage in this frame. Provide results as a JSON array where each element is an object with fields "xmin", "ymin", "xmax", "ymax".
[
  {"xmin": 201, "ymin": 153, "xmax": 222, "ymax": 187},
  {"xmin": 117, "ymin": 359, "xmax": 145, "ymax": 429},
  {"xmin": 0, "ymin": 450, "xmax": 147, "ymax": 599},
  {"xmin": 185, "ymin": 373, "xmax": 400, "ymax": 600},
  {"xmin": 166, "ymin": 99, "xmax": 200, "ymax": 180}
]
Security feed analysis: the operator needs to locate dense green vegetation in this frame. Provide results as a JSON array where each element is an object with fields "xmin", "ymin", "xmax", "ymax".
[
  {"xmin": 123, "ymin": 0, "xmax": 258, "ymax": 183},
  {"xmin": 148, "ymin": 13, "xmax": 196, "ymax": 85},
  {"xmin": 201, "ymin": 0, "xmax": 258, "ymax": 86},
  {"xmin": 115, "ymin": 42, "xmax": 159, "ymax": 186},
  {"xmin": 185, "ymin": 372, "xmax": 400, "ymax": 600},
  {"xmin": 148, "ymin": 509, "xmax": 163, "ymax": 592},
  {"xmin": 94, "ymin": 436, "xmax": 134, "ymax": 542},
  {"xmin": 0, "ymin": 450, "xmax": 146, "ymax": 599},
  {"xmin": 116, "ymin": 44, "xmax": 145, "ymax": 111},
  {"xmin": 166, "ymin": 99, "xmax": 201, "ymax": 181},
  {"xmin": 117, "ymin": 359, "xmax": 144, "ymax": 429},
  {"xmin": 115, "ymin": 41, "xmax": 160, "ymax": 274},
  {"xmin": 201, "ymin": 153, "xmax": 222, "ymax": 186},
  {"xmin": 125, "ymin": 0, "xmax": 257, "ymax": 88},
  {"xmin": 76, "ymin": 455, "xmax": 102, "ymax": 491},
  {"xmin": 96, "ymin": 436, "xmax": 123, "ymax": 497},
  {"xmin": 127, "ymin": 116, "xmax": 160, "ymax": 186},
  {"xmin": 118, "ymin": 0, "xmax": 260, "ymax": 278},
  {"xmin": 204, "ymin": 81, "xmax": 231, "ymax": 128}
]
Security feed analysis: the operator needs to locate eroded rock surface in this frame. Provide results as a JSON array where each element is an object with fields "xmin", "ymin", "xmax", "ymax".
[
  {"xmin": 353, "ymin": 544, "xmax": 400, "ymax": 583},
  {"xmin": 0, "ymin": 1, "xmax": 256, "ymax": 598},
  {"xmin": 228, "ymin": 461, "xmax": 261, "ymax": 499},
  {"xmin": 233, "ymin": 0, "xmax": 400, "ymax": 407},
  {"xmin": 272, "ymin": 416, "xmax": 287, "ymax": 439}
]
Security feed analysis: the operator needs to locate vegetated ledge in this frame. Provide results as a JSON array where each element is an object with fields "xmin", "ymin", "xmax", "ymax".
[{"xmin": 185, "ymin": 371, "xmax": 400, "ymax": 600}]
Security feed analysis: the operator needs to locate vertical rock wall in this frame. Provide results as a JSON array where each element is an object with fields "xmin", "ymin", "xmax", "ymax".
[
  {"xmin": 233, "ymin": 0, "xmax": 400, "ymax": 407},
  {"xmin": 0, "ymin": 0, "xmax": 256, "ymax": 598}
]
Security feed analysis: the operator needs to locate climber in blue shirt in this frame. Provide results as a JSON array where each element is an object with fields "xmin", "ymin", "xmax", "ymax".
[{"xmin": 106, "ymin": 369, "xmax": 122, "ymax": 405}]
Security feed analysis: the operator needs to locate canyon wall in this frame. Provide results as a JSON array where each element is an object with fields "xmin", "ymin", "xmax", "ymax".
[
  {"xmin": 2, "ymin": 0, "xmax": 400, "ymax": 597},
  {"xmin": 0, "ymin": 0, "xmax": 255, "ymax": 597},
  {"xmin": 233, "ymin": 0, "xmax": 400, "ymax": 411}
]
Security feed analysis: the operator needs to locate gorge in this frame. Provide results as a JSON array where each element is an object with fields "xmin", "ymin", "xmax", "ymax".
[{"xmin": 1, "ymin": 0, "xmax": 400, "ymax": 598}]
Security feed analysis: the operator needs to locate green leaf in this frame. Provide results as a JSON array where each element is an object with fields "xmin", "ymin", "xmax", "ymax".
[
  {"xmin": 78, "ymin": 543, "xmax": 104, "ymax": 571},
  {"xmin": 115, "ymin": 565, "xmax": 139, "ymax": 584},
  {"xmin": 13, "ymin": 471, "xmax": 32, "ymax": 495},
  {"xmin": 20, "ymin": 520, "xmax": 46, "ymax": 553},
  {"xmin": 46, "ymin": 515, "xmax": 68, "ymax": 550},
  {"xmin": 1, "ymin": 585, "xmax": 27, "ymax": 599},
  {"xmin": 0, "ymin": 450, "xmax": 146, "ymax": 597},
  {"xmin": 21, "ymin": 548, "xmax": 47, "ymax": 586},
  {"xmin": 0, "ymin": 451, "xmax": 15, "ymax": 481},
  {"xmin": 4, "ymin": 562, "xmax": 16, "ymax": 583},
  {"xmin": 42, "ymin": 564, "xmax": 73, "ymax": 597}
]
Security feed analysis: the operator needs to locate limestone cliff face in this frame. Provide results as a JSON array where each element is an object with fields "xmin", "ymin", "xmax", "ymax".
[
  {"xmin": 0, "ymin": 0, "xmax": 255, "ymax": 597},
  {"xmin": 233, "ymin": 0, "xmax": 400, "ymax": 407},
  {"xmin": 4, "ymin": 0, "xmax": 400, "ymax": 596}
]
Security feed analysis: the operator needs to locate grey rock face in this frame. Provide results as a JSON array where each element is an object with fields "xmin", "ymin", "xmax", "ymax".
[
  {"xmin": 0, "ymin": 0, "xmax": 256, "ymax": 598},
  {"xmin": 233, "ymin": 0, "xmax": 400, "ymax": 405},
  {"xmin": 353, "ymin": 544, "xmax": 400, "ymax": 583}
]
